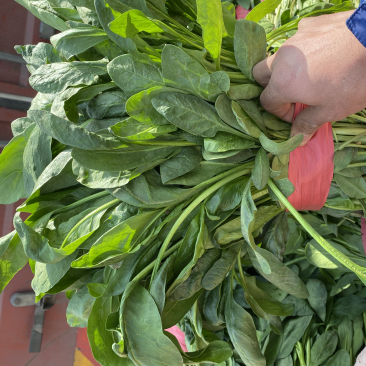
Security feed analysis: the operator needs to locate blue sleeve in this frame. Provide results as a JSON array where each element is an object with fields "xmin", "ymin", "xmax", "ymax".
[{"xmin": 347, "ymin": 0, "xmax": 366, "ymax": 48}]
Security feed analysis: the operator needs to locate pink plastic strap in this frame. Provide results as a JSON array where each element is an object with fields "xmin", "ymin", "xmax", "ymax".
[
  {"xmin": 236, "ymin": 5, "xmax": 251, "ymax": 19},
  {"xmin": 165, "ymin": 326, "xmax": 188, "ymax": 352},
  {"xmin": 288, "ymin": 104, "xmax": 334, "ymax": 211},
  {"xmin": 361, "ymin": 218, "xmax": 366, "ymax": 254}
]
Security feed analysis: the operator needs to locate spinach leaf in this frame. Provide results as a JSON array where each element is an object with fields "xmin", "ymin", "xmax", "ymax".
[
  {"xmin": 204, "ymin": 132, "xmax": 255, "ymax": 153},
  {"xmin": 310, "ymin": 331, "xmax": 338, "ymax": 366},
  {"xmin": 334, "ymin": 173, "xmax": 366, "ymax": 199},
  {"xmin": 29, "ymin": 61, "xmax": 108, "ymax": 94},
  {"xmin": 215, "ymin": 94, "xmax": 245, "ymax": 132},
  {"xmin": 228, "ymin": 84, "xmax": 263, "ymax": 100},
  {"xmin": 234, "ymin": 19, "xmax": 266, "ymax": 80},
  {"xmin": 107, "ymin": 54, "xmax": 164, "ymax": 97},
  {"xmin": 306, "ymin": 279, "xmax": 327, "ymax": 322},
  {"xmin": 252, "ymin": 148, "xmax": 270, "ymax": 190},
  {"xmin": 325, "ymin": 349, "xmax": 351, "ymax": 366},
  {"xmin": 259, "ymin": 132, "xmax": 303, "ymax": 155},
  {"xmin": 87, "ymin": 90, "xmax": 128, "ymax": 119}
]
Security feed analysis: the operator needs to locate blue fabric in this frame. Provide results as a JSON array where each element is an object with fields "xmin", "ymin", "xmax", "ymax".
[{"xmin": 347, "ymin": 1, "xmax": 366, "ymax": 48}]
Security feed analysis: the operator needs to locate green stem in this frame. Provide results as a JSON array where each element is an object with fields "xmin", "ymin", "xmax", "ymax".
[
  {"xmin": 268, "ymin": 179, "xmax": 366, "ymax": 284},
  {"xmin": 306, "ymin": 338, "xmax": 311, "ymax": 366},
  {"xmin": 295, "ymin": 342, "xmax": 306, "ymax": 366},
  {"xmin": 60, "ymin": 198, "xmax": 120, "ymax": 249},
  {"xmin": 284, "ymin": 256, "xmax": 306, "ymax": 266},
  {"xmin": 126, "ymin": 140, "xmax": 200, "ymax": 147},
  {"xmin": 55, "ymin": 191, "xmax": 110, "ymax": 214},
  {"xmin": 150, "ymin": 168, "xmax": 251, "ymax": 285},
  {"xmin": 336, "ymin": 131, "xmax": 366, "ymax": 150},
  {"xmin": 347, "ymin": 162, "xmax": 366, "ymax": 168},
  {"xmin": 132, "ymin": 240, "xmax": 183, "ymax": 283}
]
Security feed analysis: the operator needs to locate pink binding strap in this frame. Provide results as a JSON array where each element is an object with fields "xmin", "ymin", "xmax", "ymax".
[
  {"xmin": 288, "ymin": 104, "xmax": 334, "ymax": 211},
  {"xmin": 165, "ymin": 326, "xmax": 188, "ymax": 352}
]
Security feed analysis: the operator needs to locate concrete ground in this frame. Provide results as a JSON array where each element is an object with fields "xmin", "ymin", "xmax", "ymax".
[{"xmin": 356, "ymin": 348, "xmax": 366, "ymax": 365}]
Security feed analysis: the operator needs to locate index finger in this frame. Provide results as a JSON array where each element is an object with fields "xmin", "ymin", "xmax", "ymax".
[{"xmin": 252, "ymin": 54, "xmax": 275, "ymax": 87}]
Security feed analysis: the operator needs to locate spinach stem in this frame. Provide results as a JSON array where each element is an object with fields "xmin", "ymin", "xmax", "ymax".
[
  {"xmin": 150, "ymin": 167, "xmax": 251, "ymax": 286},
  {"xmin": 60, "ymin": 198, "xmax": 120, "ymax": 249},
  {"xmin": 336, "ymin": 131, "xmax": 366, "ymax": 150},
  {"xmin": 126, "ymin": 140, "xmax": 200, "ymax": 146},
  {"xmin": 284, "ymin": 256, "xmax": 306, "ymax": 266},
  {"xmin": 268, "ymin": 179, "xmax": 366, "ymax": 284},
  {"xmin": 295, "ymin": 342, "xmax": 306, "ymax": 366}
]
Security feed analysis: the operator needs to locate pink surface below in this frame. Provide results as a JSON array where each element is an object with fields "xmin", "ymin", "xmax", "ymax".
[
  {"xmin": 361, "ymin": 218, "xmax": 366, "ymax": 255},
  {"xmin": 288, "ymin": 104, "xmax": 334, "ymax": 211},
  {"xmin": 165, "ymin": 326, "xmax": 188, "ymax": 352},
  {"xmin": 236, "ymin": 5, "xmax": 251, "ymax": 19}
]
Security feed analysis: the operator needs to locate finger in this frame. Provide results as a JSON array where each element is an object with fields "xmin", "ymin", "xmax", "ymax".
[
  {"xmin": 253, "ymin": 55, "xmax": 275, "ymax": 87},
  {"xmin": 259, "ymin": 82, "xmax": 295, "ymax": 122},
  {"xmin": 291, "ymin": 105, "xmax": 329, "ymax": 146}
]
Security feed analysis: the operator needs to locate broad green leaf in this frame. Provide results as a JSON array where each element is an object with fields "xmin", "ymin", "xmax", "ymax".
[
  {"xmin": 215, "ymin": 94, "xmax": 245, "ymax": 132},
  {"xmin": 228, "ymin": 84, "xmax": 263, "ymax": 100},
  {"xmin": 196, "ymin": 0, "xmax": 227, "ymax": 69},
  {"xmin": 338, "ymin": 317, "xmax": 353, "ymax": 353},
  {"xmin": 110, "ymin": 118, "xmax": 176, "ymax": 141},
  {"xmin": 262, "ymin": 211, "xmax": 289, "ymax": 260},
  {"xmin": 71, "ymin": 210, "xmax": 160, "ymax": 268},
  {"xmin": 262, "ymin": 111, "xmax": 291, "ymax": 131},
  {"xmin": 248, "ymin": 246, "xmax": 309, "ymax": 298},
  {"xmin": 66, "ymin": 285, "xmax": 96, "ymax": 327},
  {"xmin": 334, "ymin": 173, "xmax": 366, "ymax": 199},
  {"xmin": 29, "ymin": 61, "xmax": 108, "ymax": 94},
  {"xmin": 107, "ymin": 54, "xmax": 164, "ymax": 97},
  {"xmin": 275, "ymin": 356, "xmax": 293, "ymax": 366},
  {"xmin": 332, "ymin": 295, "xmax": 366, "ymax": 321},
  {"xmin": 126, "ymin": 86, "xmax": 179, "ymax": 125},
  {"xmin": 160, "ymin": 147, "xmax": 201, "ymax": 184},
  {"xmin": 237, "ymin": 99, "xmax": 267, "ymax": 133},
  {"xmin": 204, "ymin": 132, "xmax": 255, "ymax": 153},
  {"xmin": 325, "ymin": 350, "xmax": 351, "ymax": 366},
  {"xmin": 0, "ymin": 233, "xmax": 28, "ymax": 293},
  {"xmin": 95, "ymin": 0, "xmax": 138, "ymax": 53},
  {"xmin": 278, "ymin": 315, "xmax": 313, "ymax": 358},
  {"xmin": 281, "ymin": 295, "xmax": 313, "ymax": 316},
  {"xmin": 202, "ymin": 245, "xmax": 241, "ymax": 290},
  {"xmin": 120, "ymin": 282, "xmax": 183, "ymax": 365},
  {"xmin": 334, "ymin": 147, "xmax": 355, "ymax": 171},
  {"xmin": 259, "ymin": 132, "xmax": 303, "ymax": 155},
  {"xmin": 330, "ymin": 273, "xmax": 357, "ymax": 296},
  {"xmin": 87, "ymin": 90, "xmax": 128, "ymax": 119},
  {"xmin": 232, "ymin": 101, "xmax": 261, "ymax": 138},
  {"xmin": 252, "ymin": 148, "xmax": 270, "ymax": 190},
  {"xmin": 161, "ymin": 45, "xmax": 221, "ymax": 101},
  {"xmin": 88, "ymin": 296, "xmax": 122, "ymax": 366},
  {"xmin": 29, "ymin": 110, "xmax": 123, "ymax": 150},
  {"xmin": 310, "ymin": 331, "xmax": 338, "ymax": 366},
  {"xmin": 0, "ymin": 123, "xmax": 36, "ymax": 204},
  {"xmin": 11, "ymin": 117, "xmax": 34, "ymax": 137},
  {"xmin": 210, "ymin": 71, "xmax": 230, "ymax": 92},
  {"xmin": 306, "ymin": 278, "xmax": 327, "ymax": 322},
  {"xmin": 225, "ymin": 277, "xmax": 266, "ymax": 366},
  {"xmin": 234, "ymin": 19, "xmax": 266, "ymax": 80},
  {"xmin": 109, "ymin": 9, "xmax": 163, "ymax": 38},
  {"xmin": 51, "ymin": 27, "xmax": 108, "ymax": 59},
  {"xmin": 23, "ymin": 126, "xmax": 52, "ymax": 196},
  {"xmin": 203, "ymin": 285, "xmax": 223, "ymax": 326},
  {"xmin": 51, "ymin": 86, "xmax": 84, "ymax": 120},
  {"xmin": 153, "ymin": 93, "xmax": 248, "ymax": 138},
  {"xmin": 246, "ymin": 0, "xmax": 282, "ymax": 22},
  {"xmin": 72, "ymin": 144, "xmax": 177, "ymax": 171}
]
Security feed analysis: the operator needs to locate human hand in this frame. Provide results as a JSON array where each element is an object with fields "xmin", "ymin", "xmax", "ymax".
[{"xmin": 253, "ymin": 11, "xmax": 366, "ymax": 145}]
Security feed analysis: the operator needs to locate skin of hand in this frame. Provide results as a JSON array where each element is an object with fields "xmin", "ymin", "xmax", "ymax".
[{"xmin": 253, "ymin": 10, "xmax": 366, "ymax": 145}]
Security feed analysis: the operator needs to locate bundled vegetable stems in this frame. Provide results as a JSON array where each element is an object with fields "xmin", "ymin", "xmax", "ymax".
[{"xmin": 0, "ymin": 0, "xmax": 365, "ymax": 364}]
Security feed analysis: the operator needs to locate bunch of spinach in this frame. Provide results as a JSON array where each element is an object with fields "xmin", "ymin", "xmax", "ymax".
[{"xmin": 0, "ymin": 0, "xmax": 365, "ymax": 364}]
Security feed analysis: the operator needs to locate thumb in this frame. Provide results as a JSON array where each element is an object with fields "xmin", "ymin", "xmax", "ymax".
[{"xmin": 291, "ymin": 105, "xmax": 329, "ymax": 146}]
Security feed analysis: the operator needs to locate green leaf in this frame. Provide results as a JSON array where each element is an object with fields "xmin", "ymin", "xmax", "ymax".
[
  {"xmin": 0, "ymin": 123, "xmax": 36, "ymax": 204},
  {"xmin": 277, "ymin": 315, "xmax": 313, "ymax": 359},
  {"xmin": 109, "ymin": 9, "xmax": 163, "ymax": 38},
  {"xmin": 11, "ymin": 117, "xmax": 34, "ymax": 137},
  {"xmin": 234, "ymin": 19, "xmax": 266, "ymax": 80},
  {"xmin": 330, "ymin": 273, "xmax": 357, "ymax": 296},
  {"xmin": 259, "ymin": 132, "xmax": 303, "ymax": 155},
  {"xmin": 246, "ymin": 0, "xmax": 282, "ymax": 22},
  {"xmin": 237, "ymin": 99, "xmax": 267, "ymax": 133},
  {"xmin": 215, "ymin": 94, "xmax": 245, "ymax": 132},
  {"xmin": 66, "ymin": 285, "xmax": 96, "ymax": 327},
  {"xmin": 232, "ymin": 100, "xmax": 261, "ymax": 138},
  {"xmin": 126, "ymin": 86, "xmax": 178, "ymax": 125},
  {"xmin": 88, "ymin": 296, "xmax": 122, "ymax": 366},
  {"xmin": 107, "ymin": 54, "xmax": 164, "ymax": 97},
  {"xmin": 275, "ymin": 356, "xmax": 293, "ymax": 366},
  {"xmin": 262, "ymin": 211, "xmax": 289, "ymax": 260},
  {"xmin": 72, "ymin": 145, "xmax": 177, "ymax": 171},
  {"xmin": 252, "ymin": 148, "xmax": 270, "ymax": 190},
  {"xmin": 71, "ymin": 210, "xmax": 160, "ymax": 268},
  {"xmin": 196, "ymin": 0, "xmax": 227, "ymax": 69},
  {"xmin": 338, "ymin": 317, "xmax": 353, "ymax": 353},
  {"xmin": 225, "ymin": 277, "xmax": 266, "ymax": 366},
  {"xmin": 228, "ymin": 84, "xmax": 263, "ymax": 100},
  {"xmin": 306, "ymin": 278, "xmax": 327, "ymax": 322},
  {"xmin": 204, "ymin": 132, "xmax": 255, "ymax": 153},
  {"xmin": 210, "ymin": 71, "xmax": 230, "ymax": 92},
  {"xmin": 120, "ymin": 282, "xmax": 183, "ymax": 365},
  {"xmin": 160, "ymin": 147, "xmax": 201, "ymax": 184},
  {"xmin": 87, "ymin": 90, "xmax": 128, "ymax": 119},
  {"xmin": 332, "ymin": 295, "xmax": 366, "ymax": 321},
  {"xmin": 310, "ymin": 331, "xmax": 338, "ymax": 366},
  {"xmin": 334, "ymin": 173, "xmax": 366, "ymax": 199},
  {"xmin": 334, "ymin": 147, "xmax": 355, "ymax": 171},
  {"xmin": 152, "ymin": 93, "xmax": 247, "ymax": 138},
  {"xmin": 29, "ymin": 110, "xmax": 122, "ymax": 150},
  {"xmin": 248, "ymin": 246, "xmax": 309, "ymax": 298},
  {"xmin": 161, "ymin": 45, "xmax": 221, "ymax": 101},
  {"xmin": 51, "ymin": 27, "xmax": 108, "ymax": 59},
  {"xmin": 110, "ymin": 118, "xmax": 176, "ymax": 141},
  {"xmin": 325, "ymin": 350, "xmax": 351, "ymax": 366},
  {"xmin": 23, "ymin": 126, "xmax": 52, "ymax": 196},
  {"xmin": 29, "ymin": 61, "xmax": 108, "ymax": 94},
  {"xmin": 0, "ymin": 233, "xmax": 28, "ymax": 293}
]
